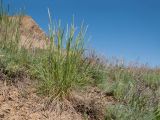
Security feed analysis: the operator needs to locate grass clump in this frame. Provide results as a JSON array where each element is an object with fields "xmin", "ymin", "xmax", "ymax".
[
  {"xmin": 99, "ymin": 61, "xmax": 160, "ymax": 120},
  {"xmin": 0, "ymin": 1, "xmax": 27, "ymax": 79},
  {"xmin": 86, "ymin": 51, "xmax": 107, "ymax": 85},
  {"xmin": 105, "ymin": 90, "xmax": 159, "ymax": 120},
  {"xmin": 32, "ymin": 12, "xmax": 90, "ymax": 99}
]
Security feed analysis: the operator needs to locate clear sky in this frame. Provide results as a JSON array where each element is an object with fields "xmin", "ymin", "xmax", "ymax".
[{"xmin": 3, "ymin": 0, "xmax": 160, "ymax": 67}]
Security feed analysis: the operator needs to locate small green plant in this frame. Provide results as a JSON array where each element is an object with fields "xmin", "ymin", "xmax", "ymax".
[
  {"xmin": 101, "ymin": 62, "xmax": 160, "ymax": 120},
  {"xmin": 154, "ymin": 104, "xmax": 160, "ymax": 120},
  {"xmin": 105, "ymin": 91, "xmax": 158, "ymax": 120},
  {"xmin": 85, "ymin": 50, "xmax": 107, "ymax": 85},
  {"xmin": 142, "ymin": 71, "xmax": 160, "ymax": 90}
]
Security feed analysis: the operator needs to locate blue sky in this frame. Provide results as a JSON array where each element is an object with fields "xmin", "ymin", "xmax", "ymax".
[{"xmin": 4, "ymin": 0, "xmax": 160, "ymax": 67}]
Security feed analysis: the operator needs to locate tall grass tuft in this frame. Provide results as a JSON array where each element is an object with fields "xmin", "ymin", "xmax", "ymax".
[{"xmin": 33, "ymin": 11, "xmax": 90, "ymax": 99}]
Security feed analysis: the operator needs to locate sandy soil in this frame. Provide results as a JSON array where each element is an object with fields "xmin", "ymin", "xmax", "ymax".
[
  {"xmin": 8, "ymin": 16, "xmax": 48, "ymax": 49},
  {"xmin": 0, "ymin": 72, "xmax": 115, "ymax": 120}
]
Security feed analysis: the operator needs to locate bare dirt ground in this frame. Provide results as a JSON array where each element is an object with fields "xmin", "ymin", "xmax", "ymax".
[
  {"xmin": 8, "ymin": 16, "xmax": 48, "ymax": 49},
  {"xmin": 19, "ymin": 16, "xmax": 48, "ymax": 49},
  {"xmin": 0, "ymin": 72, "xmax": 115, "ymax": 120}
]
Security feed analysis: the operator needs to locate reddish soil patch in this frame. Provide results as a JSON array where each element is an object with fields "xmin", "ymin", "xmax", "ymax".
[
  {"xmin": 8, "ymin": 16, "xmax": 48, "ymax": 49},
  {"xmin": 19, "ymin": 16, "xmax": 48, "ymax": 49}
]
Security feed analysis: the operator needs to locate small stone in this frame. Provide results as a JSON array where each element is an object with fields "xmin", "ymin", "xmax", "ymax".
[
  {"xmin": 8, "ymin": 97, "xmax": 14, "ymax": 101},
  {"xmin": 0, "ymin": 113, "xmax": 4, "ymax": 118}
]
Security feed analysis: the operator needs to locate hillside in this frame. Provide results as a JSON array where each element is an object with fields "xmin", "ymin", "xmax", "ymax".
[
  {"xmin": 0, "ymin": 10, "xmax": 160, "ymax": 120},
  {"xmin": 0, "ymin": 15, "xmax": 116, "ymax": 120}
]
